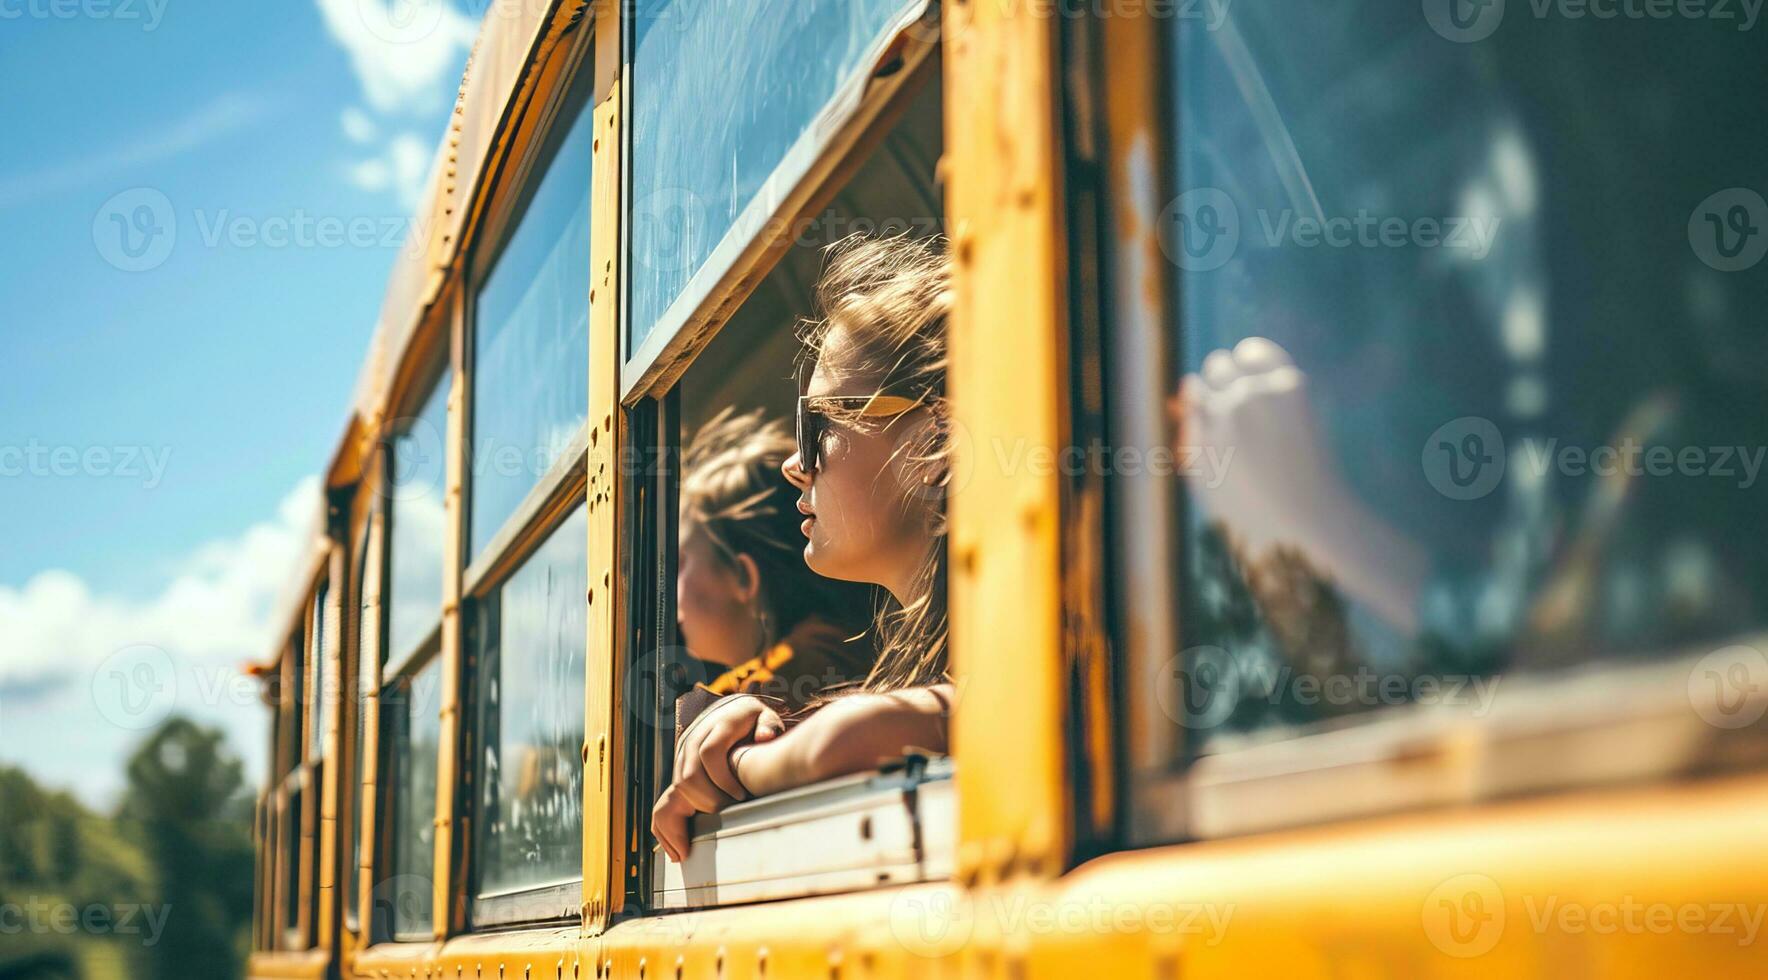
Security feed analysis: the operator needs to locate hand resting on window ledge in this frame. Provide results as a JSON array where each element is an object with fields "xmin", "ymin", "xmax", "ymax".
[{"xmin": 651, "ymin": 684, "xmax": 952, "ymax": 862}]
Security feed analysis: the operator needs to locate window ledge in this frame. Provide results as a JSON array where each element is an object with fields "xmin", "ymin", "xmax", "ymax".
[
  {"xmin": 1137, "ymin": 644, "xmax": 1768, "ymax": 842},
  {"xmin": 653, "ymin": 754, "xmax": 953, "ymax": 910}
]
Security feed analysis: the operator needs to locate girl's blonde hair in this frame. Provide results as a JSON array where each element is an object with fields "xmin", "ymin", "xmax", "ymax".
[{"xmin": 798, "ymin": 233, "xmax": 952, "ymax": 692}]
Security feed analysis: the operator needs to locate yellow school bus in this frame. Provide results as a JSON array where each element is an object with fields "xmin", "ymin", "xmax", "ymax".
[{"xmin": 247, "ymin": 1, "xmax": 1768, "ymax": 977}]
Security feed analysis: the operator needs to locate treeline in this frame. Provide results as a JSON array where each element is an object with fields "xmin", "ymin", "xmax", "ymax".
[{"xmin": 0, "ymin": 718, "xmax": 253, "ymax": 980}]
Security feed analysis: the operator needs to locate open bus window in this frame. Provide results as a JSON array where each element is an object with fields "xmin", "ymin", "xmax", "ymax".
[
  {"xmin": 1122, "ymin": 0, "xmax": 1768, "ymax": 833},
  {"xmin": 630, "ymin": 72, "xmax": 953, "ymax": 910}
]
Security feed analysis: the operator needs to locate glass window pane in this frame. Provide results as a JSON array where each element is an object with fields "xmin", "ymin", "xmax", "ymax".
[
  {"xmin": 470, "ymin": 76, "xmax": 594, "ymax": 562},
  {"xmin": 387, "ymin": 376, "xmax": 449, "ymax": 665},
  {"xmin": 628, "ymin": 0, "xmax": 923, "ymax": 355},
  {"xmin": 281, "ymin": 789, "xmax": 301, "ymax": 936},
  {"xmin": 1161, "ymin": 7, "xmax": 1768, "ymax": 755},
  {"xmin": 308, "ymin": 584, "xmax": 329, "ymax": 760},
  {"xmin": 474, "ymin": 506, "xmax": 587, "ymax": 898},
  {"xmin": 387, "ymin": 659, "xmax": 442, "ymax": 941},
  {"xmin": 284, "ymin": 635, "xmax": 302, "ymax": 774},
  {"xmin": 344, "ymin": 534, "xmax": 372, "ymax": 929}
]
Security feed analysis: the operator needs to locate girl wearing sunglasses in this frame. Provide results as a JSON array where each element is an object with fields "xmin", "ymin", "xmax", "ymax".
[
  {"xmin": 675, "ymin": 407, "xmax": 879, "ymax": 709},
  {"xmin": 654, "ymin": 234, "xmax": 955, "ymax": 862}
]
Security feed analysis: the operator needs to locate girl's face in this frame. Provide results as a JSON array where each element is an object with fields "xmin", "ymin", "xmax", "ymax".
[
  {"xmin": 675, "ymin": 527, "xmax": 762, "ymax": 668},
  {"xmin": 782, "ymin": 325, "xmax": 934, "ymax": 601}
]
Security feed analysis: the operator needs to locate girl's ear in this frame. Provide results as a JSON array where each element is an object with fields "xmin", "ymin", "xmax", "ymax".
[{"xmin": 731, "ymin": 552, "xmax": 763, "ymax": 606}]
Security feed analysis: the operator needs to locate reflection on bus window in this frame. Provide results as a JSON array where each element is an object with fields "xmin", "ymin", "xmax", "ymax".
[
  {"xmin": 386, "ymin": 377, "xmax": 448, "ymax": 665},
  {"xmin": 469, "ymin": 71, "xmax": 593, "ymax": 563},
  {"xmin": 627, "ymin": 0, "xmax": 925, "ymax": 353},
  {"xmin": 344, "ymin": 532, "xmax": 372, "ymax": 930},
  {"xmin": 472, "ymin": 507, "xmax": 588, "ymax": 898},
  {"xmin": 1164, "ymin": 5, "xmax": 1768, "ymax": 751},
  {"xmin": 308, "ymin": 582, "xmax": 328, "ymax": 760},
  {"xmin": 384, "ymin": 659, "xmax": 441, "ymax": 941}
]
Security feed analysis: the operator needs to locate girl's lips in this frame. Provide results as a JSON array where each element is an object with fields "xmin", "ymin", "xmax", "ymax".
[{"xmin": 800, "ymin": 516, "xmax": 815, "ymax": 537}]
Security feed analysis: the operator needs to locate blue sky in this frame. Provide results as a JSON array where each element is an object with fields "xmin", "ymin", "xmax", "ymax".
[{"xmin": 0, "ymin": 0, "xmax": 480, "ymax": 805}]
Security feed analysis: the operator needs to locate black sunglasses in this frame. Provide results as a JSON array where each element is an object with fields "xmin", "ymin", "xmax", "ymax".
[{"xmin": 794, "ymin": 361, "xmax": 926, "ymax": 473}]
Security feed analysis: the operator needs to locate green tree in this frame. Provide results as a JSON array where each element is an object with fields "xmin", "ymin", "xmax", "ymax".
[{"xmin": 118, "ymin": 718, "xmax": 255, "ymax": 980}]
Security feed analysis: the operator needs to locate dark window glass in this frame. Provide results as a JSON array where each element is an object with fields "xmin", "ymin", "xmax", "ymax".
[
  {"xmin": 280, "ymin": 788, "xmax": 301, "ymax": 938},
  {"xmin": 627, "ymin": 0, "xmax": 925, "ymax": 355},
  {"xmin": 1159, "ymin": 6, "xmax": 1768, "ymax": 753},
  {"xmin": 387, "ymin": 377, "xmax": 449, "ymax": 665},
  {"xmin": 473, "ymin": 506, "xmax": 588, "ymax": 898},
  {"xmin": 386, "ymin": 658, "xmax": 442, "ymax": 941},
  {"xmin": 470, "ymin": 72, "xmax": 594, "ymax": 562},
  {"xmin": 285, "ymin": 635, "xmax": 302, "ymax": 774}
]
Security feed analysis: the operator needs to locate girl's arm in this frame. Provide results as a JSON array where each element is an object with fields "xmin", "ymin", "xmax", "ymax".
[{"xmin": 733, "ymin": 684, "xmax": 953, "ymax": 797}]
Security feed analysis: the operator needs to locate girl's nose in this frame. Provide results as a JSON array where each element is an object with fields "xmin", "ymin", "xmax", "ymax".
[{"xmin": 782, "ymin": 451, "xmax": 811, "ymax": 489}]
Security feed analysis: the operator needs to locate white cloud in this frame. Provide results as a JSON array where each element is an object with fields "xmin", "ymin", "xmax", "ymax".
[
  {"xmin": 341, "ymin": 105, "xmax": 380, "ymax": 144},
  {"xmin": 0, "ymin": 477, "xmax": 320, "ymax": 805},
  {"xmin": 345, "ymin": 131, "xmax": 435, "ymax": 209},
  {"xmin": 313, "ymin": 0, "xmax": 478, "ymax": 115},
  {"xmin": 347, "ymin": 157, "xmax": 392, "ymax": 193},
  {"xmin": 318, "ymin": 0, "xmax": 467, "ymax": 207}
]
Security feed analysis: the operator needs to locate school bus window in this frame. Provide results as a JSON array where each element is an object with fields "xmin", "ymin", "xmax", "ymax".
[
  {"xmin": 639, "ymin": 78, "xmax": 954, "ymax": 902},
  {"xmin": 280, "ymin": 784, "xmax": 302, "ymax": 946},
  {"xmin": 468, "ymin": 64, "xmax": 594, "ymax": 565},
  {"xmin": 626, "ymin": 0, "xmax": 933, "ymax": 360},
  {"xmin": 468, "ymin": 505, "xmax": 587, "ymax": 923},
  {"xmin": 307, "ymin": 580, "xmax": 329, "ymax": 761},
  {"xmin": 343, "ymin": 522, "xmax": 374, "ymax": 932},
  {"xmin": 1126, "ymin": 2, "xmax": 1768, "ymax": 828},
  {"xmin": 285, "ymin": 631, "xmax": 304, "ymax": 769},
  {"xmin": 385, "ymin": 374, "xmax": 448, "ymax": 672},
  {"xmin": 378, "ymin": 656, "xmax": 442, "ymax": 942}
]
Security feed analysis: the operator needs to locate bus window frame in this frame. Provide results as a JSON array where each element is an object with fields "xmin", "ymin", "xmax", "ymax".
[
  {"xmin": 362, "ymin": 329, "xmax": 455, "ymax": 948},
  {"xmin": 341, "ymin": 491, "xmax": 377, "ymax": 939},
  {"xmin": 461, "ymin": 491, "xmax": 589, "ymax": 929},
  {"xmin": 1081, "ymin": 6, "xmax": 1768, "ymax": 850},
  {"xmin": 460, "ymin": 32, "xmax": 596, "ymax": 590},
  {"xmin": 374, "ymin": 636, "xmax": 444, "ymax": 945},
  {"xmin": 381, "ymin": 357, "xmax": 451, "ymax": 683},
  {"xmin": 611, "ymin": 33, "xmax": 956, "ymax": 915},
  {"xmin": 453, "ymin": 24, "xmax": 597, "ymax": 934},
  {"xmin": 616, "ymin": 0, "xmax": 941, "ymax": 405}
]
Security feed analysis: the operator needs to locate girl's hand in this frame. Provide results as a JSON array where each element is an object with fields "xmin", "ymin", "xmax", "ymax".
[
  {"xmin": 734, "ymin": 685, "xmax": 953, "ymax": 798},
  {"xmin": 652, "ymin": 695, "xmax": 785, "ymax": 861}
]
